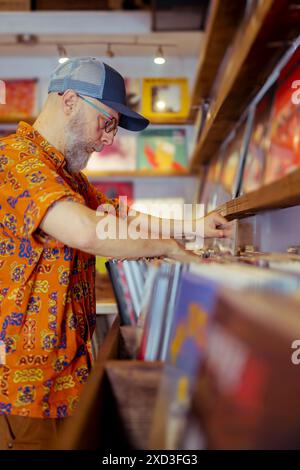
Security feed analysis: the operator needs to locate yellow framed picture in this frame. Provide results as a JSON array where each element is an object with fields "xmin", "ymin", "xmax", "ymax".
[{"xmin": 141, "ymin": 77, "xmax": 190, "ymax": 123}]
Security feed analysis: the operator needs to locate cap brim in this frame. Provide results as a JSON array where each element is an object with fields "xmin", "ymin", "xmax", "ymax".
[{"xmin": 99, "ymin": 100, "xmax": 149, "ymax": 131}]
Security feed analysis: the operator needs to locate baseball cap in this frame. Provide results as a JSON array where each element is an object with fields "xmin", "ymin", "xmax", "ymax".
[{"xmin": 48, "ymin": 57, "xmax": 149, "ymax": 132}]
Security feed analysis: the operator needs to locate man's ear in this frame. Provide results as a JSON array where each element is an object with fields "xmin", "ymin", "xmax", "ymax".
[{"xmin": 61, "ymin": 89, "xmax": 78, "ymax": 115}]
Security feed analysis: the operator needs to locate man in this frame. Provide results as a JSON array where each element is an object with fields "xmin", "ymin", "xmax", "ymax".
[{"xmin": 0, "ymin": 58, "xmax": 228, "ymax": 449}]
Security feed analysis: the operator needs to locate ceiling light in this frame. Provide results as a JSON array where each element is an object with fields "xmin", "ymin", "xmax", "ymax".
[
  {"xmin": 106, "ymin": 44, "xmax": 115, "ymax": 58},
  {"xmin": 57, "ymin": 45, "xmax": 69, "ymax": 64},
  {"xmin": 154, "ymin": 45, "xmax": 166, "ymax": 65}
]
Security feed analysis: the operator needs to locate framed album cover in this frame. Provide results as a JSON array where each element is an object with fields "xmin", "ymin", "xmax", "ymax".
[
  {"xmin": 264, "ymin": 46, "xmax": 300, "ymax": 184},
  {"xmin": 241, "ymin": 87, "xmax": 275, "ymax": 193},
  {"xmin": 141, "ymin": 77, "xmax": 190, "ymax": 123},
  {"xmin": 137, "ymin": 128, "xmax": 188, "ymax": 173},
  {"xmin": 0, "ymin": 79, "xmax": 38, "ymax": 121}
]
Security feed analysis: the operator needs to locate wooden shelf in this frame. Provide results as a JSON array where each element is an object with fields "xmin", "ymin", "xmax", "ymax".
[
  {"xmin": 190, "ymin": 0, "xmax": 300, "ymax": 170},
  {"xmin": 84, "ymin": 170, "xmax": 193, "ymax": 178},
  {"xmin": 148, "ymin": 118, "xmax": 194, "ymax": 126},
  {"xmin": 189, "ymin": 0, "xmax": 246, "ymax": 121},
  {"xmin": 215, "ymin": 169, "xmax": 300, "ymax": 221}
]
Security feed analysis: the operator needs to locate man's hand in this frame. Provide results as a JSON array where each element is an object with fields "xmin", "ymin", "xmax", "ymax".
[
  {"xmin": 203, "ymin": 212, "xmax": 234, "ymax": 239},
  {"xmin": 127, "ymin": 208, "xmax": 233, "ymax": 241},
  {"xmin": 184, "ymin": 212, "xmax": 234, "ymax": 241},
  {"xmin": 166, "ymin": 239, "xmax": 202, "ymax": 264}
]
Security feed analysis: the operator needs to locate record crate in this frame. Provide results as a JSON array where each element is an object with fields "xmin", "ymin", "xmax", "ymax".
[{"xmin": 54, "ymin": 316, "xmax": 163, "ymax": 450}]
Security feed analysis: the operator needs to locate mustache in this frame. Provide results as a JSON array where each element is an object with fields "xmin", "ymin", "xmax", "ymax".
[{"xmin": 92, "ymin": 144, "xmax": 104, "ymax": 153}]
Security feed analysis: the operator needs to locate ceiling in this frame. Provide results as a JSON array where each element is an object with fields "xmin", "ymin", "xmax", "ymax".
[{"xmin": 0, "ymin": 10, "xmax": 203, "ymax": 59}]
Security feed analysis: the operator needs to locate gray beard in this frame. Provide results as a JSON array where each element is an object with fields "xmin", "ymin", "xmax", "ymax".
[
  {"xmin": 64, "ymin": 115, "xmax": 103, "ymax": 174},
  {"xmin": 64, "ymin": 143, "xmax": 91, "ymax": 173}
]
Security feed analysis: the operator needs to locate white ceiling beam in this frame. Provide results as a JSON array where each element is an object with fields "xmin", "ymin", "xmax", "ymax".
[{"xmin": 0, "ymin": 11, "xmax": 151, "ymax": 35}]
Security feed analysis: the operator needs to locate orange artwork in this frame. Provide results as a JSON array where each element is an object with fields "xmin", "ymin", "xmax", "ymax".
[{"xmin": 0, "ymin": 79, "xmax": 38, "ymax": 120}]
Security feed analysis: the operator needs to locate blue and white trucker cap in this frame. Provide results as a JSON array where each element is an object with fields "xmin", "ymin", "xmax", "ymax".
[{"xmin": 48, "ymin": 57, "xmax": 149, "ymax": 132}]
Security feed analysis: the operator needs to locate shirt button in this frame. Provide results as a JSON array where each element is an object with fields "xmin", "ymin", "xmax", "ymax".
[{"xmin": 7, "ymin": 442, "xmax": 13, "ymax": 449}]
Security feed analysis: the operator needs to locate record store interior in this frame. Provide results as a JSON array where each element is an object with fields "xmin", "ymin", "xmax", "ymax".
[{"xmin": 1, "ymin": 0, "xmax": 300, "ymax": 452}]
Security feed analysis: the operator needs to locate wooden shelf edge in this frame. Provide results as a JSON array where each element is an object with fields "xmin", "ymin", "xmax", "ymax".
[
  {"xmin": 85, "ymin": 170, "xmax": 194, "ymax": 178},
  {"xmin": 214, "ymin": 169, "xmax": 300, "ymax": 220},
  {"xmin": 148, "ymin": 118, "xmax": 194, "ymax": 126}
]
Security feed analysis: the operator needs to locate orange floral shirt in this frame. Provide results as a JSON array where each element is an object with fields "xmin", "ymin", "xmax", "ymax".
[{"xmin": 0, "ymin": 122, "xmax": 120, "ymax": 418}]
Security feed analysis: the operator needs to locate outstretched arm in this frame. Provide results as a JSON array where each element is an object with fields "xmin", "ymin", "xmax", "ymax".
[
  {"xmin": 125, "ymin": 208, "xmax": 231, "ymax": 239},
  {"xmin": 39, "ymin": 200, "xmax": 198, "ymax": 262}
]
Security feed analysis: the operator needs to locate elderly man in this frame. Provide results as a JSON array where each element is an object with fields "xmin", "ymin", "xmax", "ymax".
[{"xmin": 0, "ymin": 58, "xmax": 228, "ymax": 449}]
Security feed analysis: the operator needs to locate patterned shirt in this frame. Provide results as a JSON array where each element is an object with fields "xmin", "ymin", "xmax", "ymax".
[{"xmin": 0, "ymin": 121, "xmax": 121, "ymax": 418}]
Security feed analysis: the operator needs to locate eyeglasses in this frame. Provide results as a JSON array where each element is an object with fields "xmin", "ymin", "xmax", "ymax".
[{"xmin": 77, "ymin": 93, "xmax": 118, "ymax": 136}]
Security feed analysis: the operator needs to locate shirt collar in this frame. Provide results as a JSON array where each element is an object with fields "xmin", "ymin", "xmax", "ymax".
[{"xmin": 16, "ymin": 121, "xmax": 66, "ymax": 170}]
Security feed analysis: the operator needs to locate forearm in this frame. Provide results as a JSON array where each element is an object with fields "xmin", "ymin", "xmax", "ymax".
[
  {"xmin": 90, "ymin": 212, "xmax": 174, "ymax": 257},
  {"xmin": 40, "ymin": 201, "xmax": 173, "ymax": 258},
  {"xmin": 88, "ymin": 233, "xmax": 171, "ymax": 258},
  {"xmin": 126, "ymin": 210, "xmax": 196, "ymax": 239}
]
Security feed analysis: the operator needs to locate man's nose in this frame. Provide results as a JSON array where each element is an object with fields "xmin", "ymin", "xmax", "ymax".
[{"xmin": 101, "ymin": 131, "xmax": 114, "ymax": 145}]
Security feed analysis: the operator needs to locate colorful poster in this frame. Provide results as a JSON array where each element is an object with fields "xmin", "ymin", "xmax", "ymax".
[
  {"xmin": 85, "ymin": 130, "xmax": 137, "ymax": 172},
  {"xmin": 0, "ymin": 79, "xmax": 38, "ymax": 121},
  {"xmin": 137, "ymin": 128, "xmax": 188, "ymax": 172},
  {"xmin": 264, "ymin": 46, "xmax": 300, "ymax": 184}
]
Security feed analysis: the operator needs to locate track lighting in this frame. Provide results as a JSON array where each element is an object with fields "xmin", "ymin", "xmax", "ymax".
[
  {"xmin": 154, "ymin": 45, "xmax": 166, "ymax": 65},
  {"xmin": 7, "ymin": 38, "xmax": 173, "ymax": 64},
  {"xmin": 106, "ymin": 43, "xmax": 115, "ymax": 58},
  {"xmin": 57, "ymin": 45, "xmax": 69, "ymax": 64}
]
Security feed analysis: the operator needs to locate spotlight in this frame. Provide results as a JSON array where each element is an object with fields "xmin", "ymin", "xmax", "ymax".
[
  {"xmin": 57, "ymin": 45, "xmax": 69, "ymax": 64},
  {"xmin": 154, "ymin": 45, "xmax": 166, "ymax": 65}
]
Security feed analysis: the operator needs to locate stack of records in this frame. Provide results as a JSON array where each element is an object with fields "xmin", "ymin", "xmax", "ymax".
[
  {"xmin": 190, "ymin": 289, "xmax": 300, "ymax": 449},
  {"xmin": 105, "ymin": 259, "xmax": 148, "ymax": 325}
]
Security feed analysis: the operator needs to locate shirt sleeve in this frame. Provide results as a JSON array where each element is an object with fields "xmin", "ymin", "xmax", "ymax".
[{"xmin": 0, "ymin": 157, "xmax": 85, "ymax": 239}]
